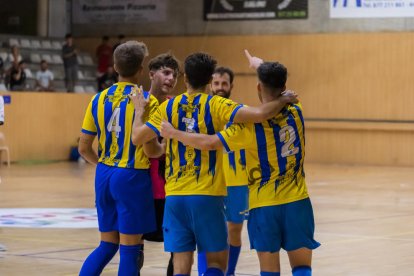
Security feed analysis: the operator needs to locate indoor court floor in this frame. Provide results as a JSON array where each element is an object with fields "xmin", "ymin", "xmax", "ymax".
[{"xmin": 0, "ymin": 162, "xmax": 413, "ymax": 275}]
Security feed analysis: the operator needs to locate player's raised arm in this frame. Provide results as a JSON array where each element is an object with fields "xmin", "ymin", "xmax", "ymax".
[{"xmin": 231, "ymin": 50, "xmax": 298, "ymax": 123}]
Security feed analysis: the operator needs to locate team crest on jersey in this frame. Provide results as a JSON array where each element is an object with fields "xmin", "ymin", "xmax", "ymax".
[
  {"xmin": 178, "ymin": 103, "xmax": 201, "ymax": 116},
  {"xmin": 182, "ymin": 117, "xmax": 196, "ymax": 133}
]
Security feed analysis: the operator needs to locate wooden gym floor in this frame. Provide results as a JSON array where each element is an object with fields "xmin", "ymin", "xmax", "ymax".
[{"xmin": 0, "ymin": 162, "xmax": 413, "ymax": 275}]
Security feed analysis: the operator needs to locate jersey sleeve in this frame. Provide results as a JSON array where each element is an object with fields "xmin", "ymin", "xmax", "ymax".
[
  {"xmin": 146, "ymin": 98, "xmax": 166, "ymax": 137},
  {"xmin": 210, "ymin": 96, "xmax": 243, "ymax": 125},
  {"xmin": 81, "ymin": 96, "xmax": 98, "ymax": 135},
  {"xmin": 216, "ymin": 123, "xmax": 254, "ymax": 152}
]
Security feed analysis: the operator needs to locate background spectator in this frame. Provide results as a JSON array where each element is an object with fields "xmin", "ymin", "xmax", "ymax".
[
  {"xmin": 35, "ymin": 60, "xmax": 54, "ymax": 92},
  {"xmin": 62, "ymin": 33, "xmax": 78, "ymax": 92},
  {"xmin": 9, "ymin": 60, "xmax": 27, "ymax": 91},
  {"xmin": 97, "ymin": 65, "xmax": 117, "ymax": 91},
  {"xmin": 96, "ymin": 36, "xmax": 112, "ymax": 76}
]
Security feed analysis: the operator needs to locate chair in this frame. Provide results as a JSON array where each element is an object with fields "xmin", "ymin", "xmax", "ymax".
[
  {"xmin": 24, "ymin": 68, "xmax": 34, "ymax": 79},
  {"xmin": 0, "ymin": 52, "xmax": 7, "ymax": 62},
  {"xmin": 52, "ymin": 41, "xmax": 62, "ymax": 50},
  {"xmin": 30, "ymin": 53, "xmax": 41, "ymax": 63},
  {"xmin": 41, "ymin": 54, "xmax": 53, "ymax": 64},
  {"xmin": 77, "ymin": 71, "xmax": 85, "ymax": 80},
  {"xmin": 31, "ymin": 40, "xmax": 41, "ymax": 49},
  {"xmin": 84, "ymin": 85, "xmax": 96, "ymax": 93},
  {"xmin": 0, "ymin": 132, "xmax": 10, "ymax": 167},
  {"xmin": 20, "ymin": 39, "xmax": 31, "ymax": 48},
  {"xmin": 9, "ymin": 38, "xmax": 19, "ymax": 47},
  {"xmin": 52, "ymin": 54, "xmax": 63, "ymax": 64},
  {"xmin": 77, "ymin": 56, "xmax": 84, "ymax": 65},
  {"xmin": 74, "ymin": 85, "xmax": 85, "ymax": 93},
  {"xmin": 41, "ymin": 40, "xmax": 52, "ymax": 49},
  {"xmin": 83, "ymin": 56, "xmax": 94, "ymax": 66}
]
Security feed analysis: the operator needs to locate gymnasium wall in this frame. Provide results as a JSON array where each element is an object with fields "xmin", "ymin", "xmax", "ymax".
[
  {"xmin": 4, "ymin": 31, "xmax": 414, "ymax": 166},
  {"xmin": 1, "ymin": 93, "xmax": 92, "ymax": 162},
  {"xmin": 71, "ymin": 0, "xmax": 414, "ymax": 36}
]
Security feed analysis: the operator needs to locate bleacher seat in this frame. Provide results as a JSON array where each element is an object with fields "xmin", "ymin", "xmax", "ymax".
[
  {"xmin": 31, "ymin": 40, "xmax": 41, "ymax": 49},
  {"xmin": 30, "ymin": 53, "xmax": 42, "ymax": 64},
  {"xmin": 53, "ymin": 69, "xmax": 64, "ymax": 79},
  {"xmin": 24, "ymin": 68, "xmax": 34, "ymax": 79},
  {"xmin": 74, "ymin": 85, "xmax": 85, "ymax": 93},
  {"xmin": 84, "ymin": 70, "xmax": 96, "ymax": 80},
  {"xmin": 41, "ymin": 40, "xmax": 52, "ymax": 49},
  {"xmin": 41, "ymin": 54, "xmax": 53, "ymax": 64},
  {"xmin": 9, "ymin": 38, "xmax": 19, "ymax": 47},
  {"xmin": 52, "ymin": 54, "xmax": 63, "ymax": 64},
  {"xmin": 0, "ymin": 52, "xmax": 7, "ymax": 62},
  {"xmin": 20, "ymin": 39, "xmax": 31, "ymax": 48},
  {"xmin": 77, "ymin": 71, "xmax": 85, "ymax": 80},
  {"xmin": 52, "ymin": 41, "xmax": 62, "ymax": 50},
  {"xmin": 84, "ymin": 85, "xmax": 96, "ymax": 93},
  {"xmin": 77, "ymin": 56, "xmax": 84, "ymax": 65},
  {"xmin": 83, "ymin": 56, "xmax": 94, "ymax": 66}
]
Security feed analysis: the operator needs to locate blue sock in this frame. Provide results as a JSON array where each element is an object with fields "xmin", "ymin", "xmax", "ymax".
[
  {"xmin": 118, "ymin": 244, "xmax": 141, "ymax": 276},
  {"xmin": 204, "ymin": 267, "xmax": 224, "ymax": 276},
  {"xmin": 226, "ymin": 245, "xmax": 241, "ymax": 275},
  {"xmin": 137, "ymin": 244, "xmax": 144, "ymax": 276},
  {"xmin": 260, "ymin": 272, "xmax": 280, "ymax": 276},
  {"xmin": 292, "ymin": 266, "xmax": 312, "ymax": 276},
  {"xmin": 79, "ymin": 241, "xmax": 118, "ymax": 276},
  {"xmin": 198, "ymin": 252, "xmax": 207, "ymax": 275}
]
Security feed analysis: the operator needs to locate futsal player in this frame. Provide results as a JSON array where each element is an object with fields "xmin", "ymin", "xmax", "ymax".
[
  {"xmin": 141, "ymin": 53, "xmax": 180, "ymax": 276},
  {"xmin": 198, "ymin": 66, "xmax": 249, "ymax": 276},
  {"xmin": 78, "ymin": 41, "xmax": 160, "ymax": 275}
]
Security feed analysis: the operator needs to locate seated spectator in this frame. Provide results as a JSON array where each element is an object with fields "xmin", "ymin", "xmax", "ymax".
[
  {"xmin": 35, "ymin": 60, "xmax": 54, "ymax": 92},
  {"xmin": 97, "ymin": 65, "xmax": 118, "ymax": 91},
  {"xmin": 96, "ymin": 36, "xmax": 112, "ymax": 76},
  {"xmin": 9, "ymin": 60, "xmax": 27, "ymax": 91}
]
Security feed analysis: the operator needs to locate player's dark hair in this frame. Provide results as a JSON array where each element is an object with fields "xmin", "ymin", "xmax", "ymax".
[
  {"xmin": 257, "ymin": 62, "xmax": 287, "ymax": 91},
  {"xmin": 114, "ymin": 41, "xmax": 148, "ymax": 77},
  {"xmin": 184, "ymin": 52, "xmax": 216, "ymax": 90},
  {"xmin": 148, "ymin": 53, "xmax": 180, "ymax": 76},
  {"xmin": 214, "ymin": 66, "xmax": 234, "ymax": 84}
]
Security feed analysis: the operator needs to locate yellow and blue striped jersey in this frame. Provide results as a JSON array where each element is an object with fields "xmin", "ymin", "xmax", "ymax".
[
  {"xmin": 223, "ymin": 149, "xmax": 249, "ymax": 186},
  {"xmin": 217, "ymin": 103, "xmax": 308, "ymax": 210},
  {"xmin": 146, "ymin": 92, "xmax": 242, "ymax": 196},
  {"xmin": 223, "ymin": 122, "xmax": 249, "ymax": 186},
  {"xmin": 81, "ymin": 82, "xmax": 159, "ymax": 169}
]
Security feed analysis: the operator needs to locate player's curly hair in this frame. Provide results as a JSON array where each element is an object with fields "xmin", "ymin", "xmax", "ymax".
[{"xmin": 148, "ymin": 53, "xmax": 180, "ymax": 76}]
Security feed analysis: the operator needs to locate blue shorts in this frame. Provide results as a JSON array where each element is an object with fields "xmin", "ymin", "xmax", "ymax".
[
  {"xmin": 163, "ymin": 195, "xmax": 228, "ymax": 253},
  {"xmin": 224, "ymin": 185, "xmax": 249, "ymax": 224},
  {"xmin": 95, "ymin": 163, "xmax": 156, "ymax": 235},
  {"xmin": 247, "ymin": 198, "xmax": 320, "ymax": 252}
]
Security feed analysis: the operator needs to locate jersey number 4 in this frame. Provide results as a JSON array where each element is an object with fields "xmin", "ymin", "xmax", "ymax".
[{"xmin": 107, "ymin": 107, "xmax": 121, "ymax": 137}]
